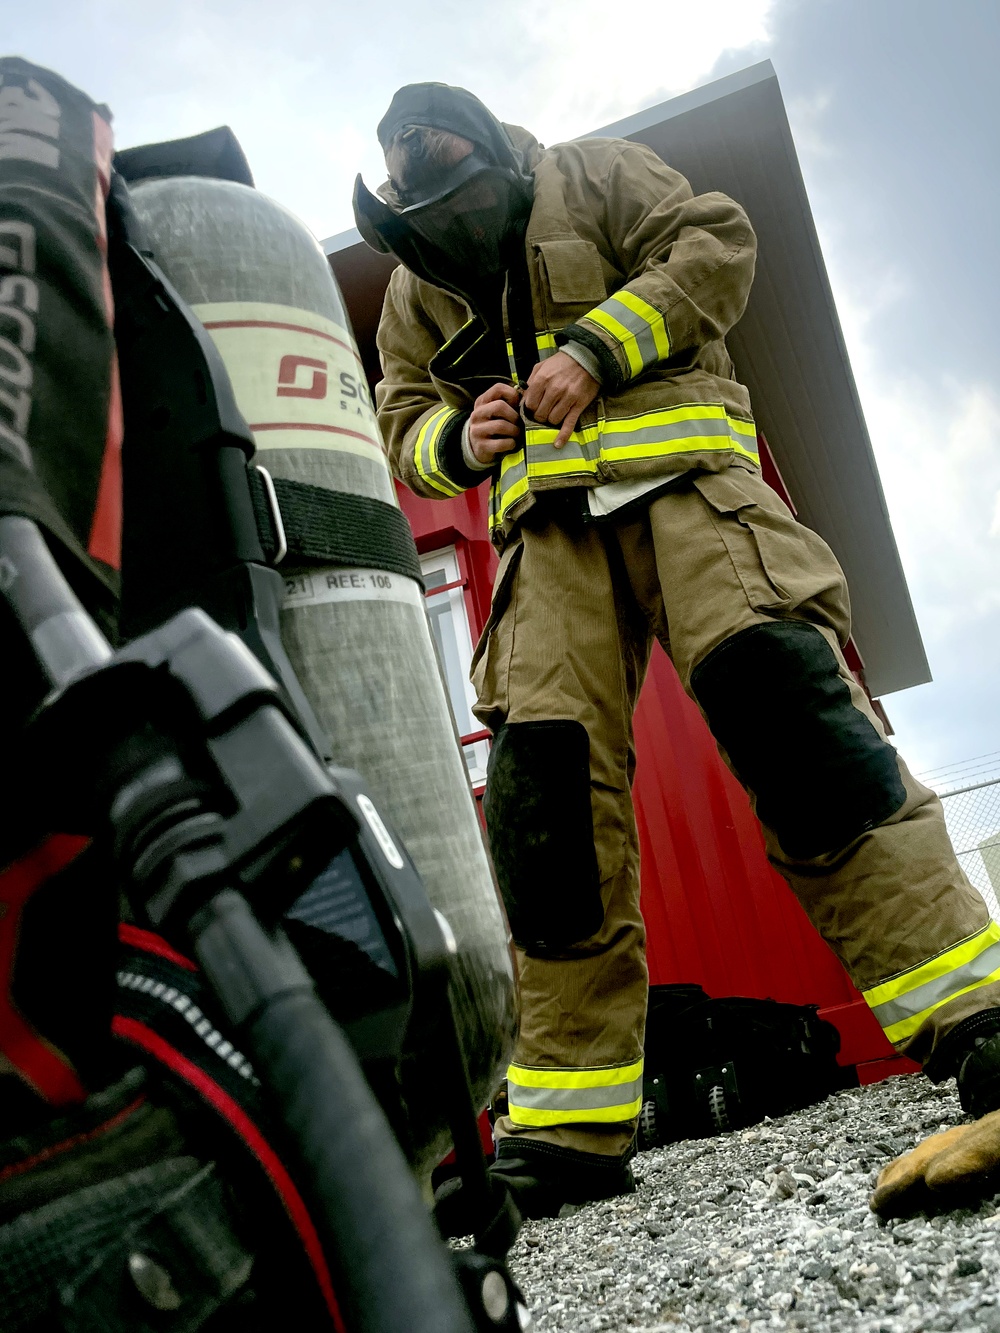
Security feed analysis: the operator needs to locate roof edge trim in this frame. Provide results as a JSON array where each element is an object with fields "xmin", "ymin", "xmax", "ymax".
[
  {"xmin": 580, "ymin": 60, "xmax": 777, "ymax": 141},
  {"xmin": 322, "ymin": 225, "xmax": 364, "ymax": 256}
]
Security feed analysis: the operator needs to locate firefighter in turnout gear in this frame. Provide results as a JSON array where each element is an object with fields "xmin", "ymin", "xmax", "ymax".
[{"xmin": 356, "ymin": 81, "xmax": 1000, "ymax": 1223}]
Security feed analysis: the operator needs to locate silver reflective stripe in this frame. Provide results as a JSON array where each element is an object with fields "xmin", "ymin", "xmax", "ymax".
[
  {"xmin": 522, "ymin": 437, "xmax": 599, "ymax": 468},
  {"xmin": 601, "ymin": 416, "xmax": 753, "ymax": 453},
  {"xmin": 869, "ymin": 939, "xmax": 1000, "ymax": 1030},
  {"xmin": 495, "ymin": 452, "xmax": 528, "ymax": 503},
  {"xmin": 508, "ymin": 1077, "xmax": 644, "ymax": 1113},
  {"xmin": 598, "ymin": 295, "xmax": 660, "ymax": 371},
  {"xmin": 415, "ymin": 407, "xmax": 460, "ymax": 495}
]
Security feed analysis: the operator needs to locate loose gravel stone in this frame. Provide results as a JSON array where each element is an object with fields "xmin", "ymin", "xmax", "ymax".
[{"xmin": 507, "ymin": 1074, "xmax": 1000, "ymax": 1332}]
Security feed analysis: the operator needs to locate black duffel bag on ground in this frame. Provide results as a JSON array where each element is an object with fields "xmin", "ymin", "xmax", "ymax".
[{"xmin": 638, "ymin": 983, "xmax": 856, "ymax": 1150}]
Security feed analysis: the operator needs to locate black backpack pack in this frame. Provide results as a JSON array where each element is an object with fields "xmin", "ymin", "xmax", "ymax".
[{"xmin": 638, "ymin": 984, "xmax": 855, "ymax": 1149}]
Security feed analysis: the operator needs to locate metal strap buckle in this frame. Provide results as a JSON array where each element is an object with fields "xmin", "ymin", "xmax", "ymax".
[{"xmin": 255, "ymin": 465, "xmax": 287, "ymax": 566}]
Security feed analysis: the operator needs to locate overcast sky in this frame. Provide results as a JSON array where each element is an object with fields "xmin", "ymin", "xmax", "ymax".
[{"xmin": 7, "ymin": 0, "xmax": 1000, "ymax": 787}]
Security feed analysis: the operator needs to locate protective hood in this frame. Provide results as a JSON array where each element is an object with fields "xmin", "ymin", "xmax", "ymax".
[
  {"xmin": 354, "ymin": 86, "xmax": 538, "ymax": 299},
  {"xmin": 376, "ymin": 82, "xmax": 526, "ymax": 176}
]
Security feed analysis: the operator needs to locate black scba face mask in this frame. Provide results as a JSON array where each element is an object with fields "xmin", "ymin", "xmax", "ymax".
[{"xmin": 354, "ymin": 150, "xmax": 533, "ymax": 283}]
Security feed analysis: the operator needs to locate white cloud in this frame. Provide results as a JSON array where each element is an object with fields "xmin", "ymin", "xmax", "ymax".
[
  {"xmin": 823, "ymin": 274, "xmax": 1000, "ymax": 772},
  {"xmin": 7, "ymin": 0, "xmax": 776, "ymax": 237},
  {"xmin": 784, "ymin": 89, "xmax": 836, "ymax": 160},
  {"xmin": 498, "ymin": 0, "xmax": 776, "ymax": 146},
  {"xmin": 834, "ymin": 284, "xmax": 1000, "ymax": 642}
]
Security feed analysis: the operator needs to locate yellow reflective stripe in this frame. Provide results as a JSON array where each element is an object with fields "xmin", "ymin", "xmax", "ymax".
[
  {"xmin": 863, "ymin": 921, "xmax": 1000, "ymax": 1043},
  {"xmin": 505, "ymin": 331, "xmax": 559, "ymax": 379},
  {"xmin": 508, "ymin": 1060, "xmax": 642, "ymax": 1089},
  {"xmin": 491, "ymin": 472, "xmax": 528, "ymax": 523},
  {"xmin": 864, "ymin": 922, "xmax": 1000, "ymax": 1009},
  {"xmin": 584, "ymin": 291, "xmax": 670, "ymax": 380},
  {"xmin": 488, "ymin": 407, "xmax": 759, "ymax": 530},
  {"xmin": 505, "ymin": 333, "xmax": 559, "ymax": 358},
  {"xmin": 600, "ymin": 404, "xmax": 756, "ymax": 434},
  {"xmin": 525, "ymin": 457, "xmax": 600, "ymax": 479},
  {"xmin": 524, "ymin": 423, "xmax": 601, "ymax": 451},
  {"xmin": 440, "ymin": 316, "xmax": 476, "ymax": 353},
  {"xmin": 606, "ymin": 434, "xmax": 760, "ymax": 465},
  {"xmin": 600, "ymin": 406, "xmax": 758, "ymax": 465},
  {"xmin": 585, "ymin": 306, "xmax": 645, "ymax": 377},
  {"xmin": 728, "ymin": 417, "xmax": 758, "ymax": 440},
  {"xmin": 614, "ymin": 290, "xmax": 671, "ymax": 361},
  {"xmin": 412, "ymin": 406, "xmax": 463, "ymax": 497},
  {"xmin": 506, "ymin": 1060, "xmax": 644, "ymax": 1127},
  {"xmin": 881, "ymin": 965, "xmax": 1000, "ymax": 1045},
  {"xmin": 508, "ymin": 1102, "xmax": 644, "ymax": 1128}
]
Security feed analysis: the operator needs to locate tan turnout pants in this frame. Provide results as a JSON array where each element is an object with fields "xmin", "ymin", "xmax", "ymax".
[{"xmin": 472, "ymin": 466, "xmax": 1000, "ymax": 1157}]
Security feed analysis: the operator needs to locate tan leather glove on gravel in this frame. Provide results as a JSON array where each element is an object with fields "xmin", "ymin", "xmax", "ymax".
[{"xmin": 870, "ymin": 1111, "xmax": 1000, "ymax": 1215}]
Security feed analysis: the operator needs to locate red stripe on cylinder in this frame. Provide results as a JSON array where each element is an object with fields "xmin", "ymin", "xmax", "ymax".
[
  {"xmin": 249, "ymin": 421, "xmax": 380, "ymax": 445},
  {"xmin": 201, "ymin": 318, "xmax": 365, "ymax": 369}
]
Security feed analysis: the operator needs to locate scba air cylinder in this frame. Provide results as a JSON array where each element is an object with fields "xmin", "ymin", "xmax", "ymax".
[{"xmin": 130, "ymin": 176, "xmax": 515, "ymax": 1172}]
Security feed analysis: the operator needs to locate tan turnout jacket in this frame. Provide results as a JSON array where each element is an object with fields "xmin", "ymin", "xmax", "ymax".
[{"xmin": 376, "ymin": 128, "xmax": 759, "ymax": 541}]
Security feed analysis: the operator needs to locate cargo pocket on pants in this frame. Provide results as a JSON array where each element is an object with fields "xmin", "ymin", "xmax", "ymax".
[
  {"xmin": 471, "ymin": 536, "xmax": 523, "ymax": 728},
  {"xmin": 691, "ymin": 469, "xmax": 850, "ymax": 635}
]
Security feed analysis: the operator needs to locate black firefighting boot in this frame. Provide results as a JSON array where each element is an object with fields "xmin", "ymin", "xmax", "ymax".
[
  {"xmin": 933, "ymin": 1009, "xmax": 1000, "ymax": 1117},
  {"xmin": 871, "ymin": 1008, "xmax": 1000, "ymax": 1215},
  {"xmin": 434, "ymin": 1137, "xmax": 636, "ymax": 1238}
]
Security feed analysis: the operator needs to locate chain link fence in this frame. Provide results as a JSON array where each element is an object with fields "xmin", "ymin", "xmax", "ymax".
[{"xmin": 937, "ymin": 778, "xmax": 1000, "ymax": 920}]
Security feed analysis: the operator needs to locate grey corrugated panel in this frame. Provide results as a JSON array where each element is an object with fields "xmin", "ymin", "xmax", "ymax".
[{"xmin": 590, "ymin": 67, "xmax": 928, "ymax": 695}]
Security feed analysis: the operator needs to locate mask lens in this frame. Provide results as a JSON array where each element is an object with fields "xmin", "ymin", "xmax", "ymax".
[{"xmin": 403, "ymin": 172, "xmax": 516, "ymax": 272}]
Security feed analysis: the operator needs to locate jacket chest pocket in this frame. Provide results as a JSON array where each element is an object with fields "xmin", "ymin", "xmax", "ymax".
[{"xmin": 536, "ymin": 239, "xmax": 608, "ymax": 324}]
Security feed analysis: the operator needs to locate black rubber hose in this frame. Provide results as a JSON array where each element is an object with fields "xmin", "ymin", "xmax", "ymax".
[
  {"xmin": 192, "ymin": 891, "xmax": 475, "ymax": 1333},
  {"xmin": 246, "ymin": 989, "xmax": 476, "ymax": 1333},
  {"xmin": 0, "ymin": 515, "xmax": 112, "ymax": 686}
]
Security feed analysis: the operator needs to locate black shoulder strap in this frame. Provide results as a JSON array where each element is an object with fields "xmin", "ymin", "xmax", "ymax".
[{"xmin": 503, "ymin": 226, "xmax": 539, "ymax": 388}]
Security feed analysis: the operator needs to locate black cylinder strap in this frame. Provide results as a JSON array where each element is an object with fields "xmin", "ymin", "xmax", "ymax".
[{"xmin": 248, "ymin": 471, "xmax": 423, "ymax": 585}]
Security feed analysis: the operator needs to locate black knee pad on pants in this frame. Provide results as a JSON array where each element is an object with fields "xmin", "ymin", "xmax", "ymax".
[
  {"xmin": 483, "ymin": 720, "xmax": 605, "ymax": 954},
  {"xmin": 690, "ymin": 621, "xmax": 907, "ymax": 859}
]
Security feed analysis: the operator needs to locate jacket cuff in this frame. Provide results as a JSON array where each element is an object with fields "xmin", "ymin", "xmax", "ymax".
[
  {"xmin": 556, "ymin": 325, "xmax": 626, "ymax": 393},
  {"xmin": 563, "ymin": 290, "xmax": 672, "ymax": 388},
  {"xmin": 459, "ymin": 417, "xmax": 496, "ymax": 473},
  {"xmin": 558, "ymin": 338, "xmax": 604, "ymax": 385},
  {"xmin": 438, "ymin": 410, "xmax": 491, "ymax": 490},
  {"xmin": 410, "ymin": 406, "xmax": 470, "ymax": 496}
]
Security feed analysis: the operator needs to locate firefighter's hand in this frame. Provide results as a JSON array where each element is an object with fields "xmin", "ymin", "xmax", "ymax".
[
  {"xmin": 468, "ymin": 383, "xmax": 524, "ymax": 465},
  {"xmin": 523, "ymin": 352, "xmax": 599, "ymax": 449},
  {"xmin": 870, "ymin": 1112, "xmax": 1000, "ymax": 1216}
]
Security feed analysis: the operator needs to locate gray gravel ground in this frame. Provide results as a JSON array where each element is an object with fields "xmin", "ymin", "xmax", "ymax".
[{"xmin": 508, "ymin": 1074, "xmax": 1000, "ymax": 1332}]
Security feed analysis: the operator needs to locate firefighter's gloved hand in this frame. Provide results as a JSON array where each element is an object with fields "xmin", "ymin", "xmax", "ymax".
[{"xmin": 870, "ymin": 1111, "xmax": 1000, "ymax": 1216}]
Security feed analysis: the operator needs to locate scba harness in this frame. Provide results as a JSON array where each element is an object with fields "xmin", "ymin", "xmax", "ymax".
[
  {"xmin": 0, "ymin": 59, "xmax": 523, "ymax": 1333},
  {"xmin": 0, "ymin": 919, "xmax": 335, "ymax": 1332}
]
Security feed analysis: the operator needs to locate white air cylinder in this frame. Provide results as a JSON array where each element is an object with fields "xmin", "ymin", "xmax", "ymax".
[{"xmin": 130, "ymin": 177, "xmax": 516, "ymax": 1173}]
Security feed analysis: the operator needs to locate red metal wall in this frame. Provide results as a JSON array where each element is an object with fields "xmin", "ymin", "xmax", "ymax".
[{"xmin": 397, "ymin": 467, "xmax": 910, "ymax": 1079}]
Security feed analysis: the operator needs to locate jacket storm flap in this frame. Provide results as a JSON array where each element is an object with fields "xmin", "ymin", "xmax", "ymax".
[{"xmin": 374, "ymin": 128, "xmax": 759, "ymax": 541}]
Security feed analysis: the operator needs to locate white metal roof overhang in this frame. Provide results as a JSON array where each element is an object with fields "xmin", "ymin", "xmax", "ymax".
[{"xmin": 323, "ymin": 61, "xmax": 928, "ymax": 696}]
